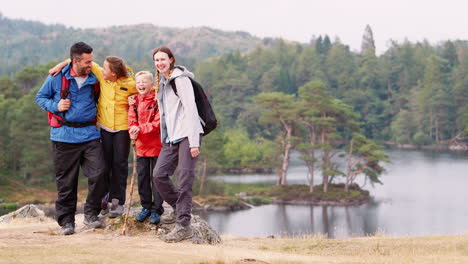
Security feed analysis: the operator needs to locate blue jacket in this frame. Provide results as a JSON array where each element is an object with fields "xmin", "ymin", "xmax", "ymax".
[{"xmin": 35, "ymin": 62, "xmax": 101, "ymax": 143}]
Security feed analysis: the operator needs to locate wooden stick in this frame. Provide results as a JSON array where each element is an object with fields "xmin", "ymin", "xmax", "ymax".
[{"xmin": 121, "ymin": 140, "xmax": 137, "ymax": 235}]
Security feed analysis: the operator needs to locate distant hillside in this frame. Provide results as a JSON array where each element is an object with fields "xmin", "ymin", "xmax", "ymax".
[{"xmin": 0, "ymin": 14, "xmax": 269, "ymax": 75}]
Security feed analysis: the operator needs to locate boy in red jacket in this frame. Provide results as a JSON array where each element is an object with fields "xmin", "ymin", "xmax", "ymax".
[{"xmin": 128, "ymin": 71, "xmax": 164, "ymax": 224}]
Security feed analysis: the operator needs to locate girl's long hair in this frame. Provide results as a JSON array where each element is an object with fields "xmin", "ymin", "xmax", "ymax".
[{"xmin": 105, "ymin": 56, "xmax": 128, "ymax": 79}]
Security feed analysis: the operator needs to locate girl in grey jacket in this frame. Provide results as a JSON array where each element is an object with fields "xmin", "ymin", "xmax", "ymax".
[{"xmin": 152, "ymin": 46, "xmax": 203, "ymax": 243}]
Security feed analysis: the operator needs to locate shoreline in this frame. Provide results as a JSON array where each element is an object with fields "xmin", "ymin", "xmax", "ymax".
[
  {"xmin": 1, "ymin": 193, "xmax": 370, "ymax": 217},
  {"xmin": 383, "ymin": 141, "xmax": 468, "ymax": 151}
]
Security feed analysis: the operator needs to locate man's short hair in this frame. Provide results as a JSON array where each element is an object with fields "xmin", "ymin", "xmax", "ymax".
[{"xmin": 70, "ymin": 42, "xmax": 93, "ymax": 61}]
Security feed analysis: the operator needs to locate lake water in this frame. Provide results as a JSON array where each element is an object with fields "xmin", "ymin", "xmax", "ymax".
[{"xmin": 197, "ymin": 149, "xmax": 468, "ymax": 238}]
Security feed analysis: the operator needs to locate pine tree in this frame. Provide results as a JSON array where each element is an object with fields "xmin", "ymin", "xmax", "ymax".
[
  {"xmin": 361, "ymin": 24, "xmax": 376, "ymax": 54},
  {"xmin": 345, "ymin": 133, "xmax": 389, "ymax": 191},
  {"xmin": 254, "ymin": 92, "xmax": 297, "ymax": 185}
]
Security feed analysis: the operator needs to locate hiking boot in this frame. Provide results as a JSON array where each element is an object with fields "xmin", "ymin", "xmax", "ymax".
[
  {"xmin": 149, "ymin": 212, "xmax": 161, "ymax": 224},
  {"xmin": 162, "ymin": 223, "xmax": 193, "ymax": 243},
  {"xmin": 100, "ymin": 207, "xmax": 109, "ymax": 216},
  {"xmin": 160, "ymin": 210, "xmax": 176, "ymax": 224},
  {"xmin": 100, "ymin": 199, "xmax": 109, "ymax": 216},
  {"xmin": 135, "ymin": 208, "xmax": 151, "ymax": 222},
  {"xmin": 84, "ymin": 214, "xmax": 104, "ymax": 228},
  {"xmin": 60, "ymin": 222, "xmax": 75, "ymax": 236},
  {"xmin": 109, "ymin": 198, "xmax": 124, "ymax": 218}
]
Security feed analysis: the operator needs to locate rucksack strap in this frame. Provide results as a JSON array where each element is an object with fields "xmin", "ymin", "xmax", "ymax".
[
  {"xmin": 133, "ymin": 97, "xmax": 158, "ymax": 123},
  {"xmin": 149, "ymin": 101, "xmax": 158, "ymax": 122},
  {"xmin": 93, "ymin": 82, "xmax": 100, "ymax": 101},
  {"xmin": 60, "ymin": 75, "xmax": 70, "ymax": 99},
  {"xmin": 169, "ymin": 79, "xmax": 179, "ymax": 96},
  {"xmin": 52, "ymin": 74, "xmax": 98, "ymax": 128},
  {"xmin": 133, "ymin": 97, "xmax": 139, "ymax": 122}
]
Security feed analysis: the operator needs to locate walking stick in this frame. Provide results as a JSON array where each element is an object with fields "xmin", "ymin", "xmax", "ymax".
[{"xmin": 121, "ymin": 139, "xmax": 137, "ymax": 235}]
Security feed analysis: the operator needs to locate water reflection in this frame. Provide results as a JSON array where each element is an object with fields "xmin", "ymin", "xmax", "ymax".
[
  {"xmin": 199, "ymin": 149, "xmax": 468, "ymax": 238},
  {"xmin": 197, "ymin": 203, "xmax": 383, "ymax": 238}
]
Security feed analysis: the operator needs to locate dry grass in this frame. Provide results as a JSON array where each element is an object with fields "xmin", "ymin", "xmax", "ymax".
[{"xmin": 1, "ymin": 217, "xmax": 468, "ymax": 264}]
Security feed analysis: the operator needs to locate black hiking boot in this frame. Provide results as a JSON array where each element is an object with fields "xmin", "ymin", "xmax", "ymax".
[
  {"xmin": 60, "ymin": 222, "xmax": 75, "ymax": 235},
  {"xmin": 84, "ymin": 214, "xmax": 103, "ymax": 228}
]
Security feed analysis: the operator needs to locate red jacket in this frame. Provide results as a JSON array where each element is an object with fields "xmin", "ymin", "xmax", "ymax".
[{"xmin": 128, "ymin": 91, "xmax": 162, "ymax": 157}]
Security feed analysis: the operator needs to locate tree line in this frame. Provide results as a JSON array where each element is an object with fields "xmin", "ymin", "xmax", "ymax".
[{"xmin": 1, "ymin": 25, "xmax": 467, "ymax": 193}]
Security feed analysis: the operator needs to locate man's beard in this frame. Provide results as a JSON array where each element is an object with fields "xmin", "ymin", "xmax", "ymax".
[{"xmin": 77, "ymin": 67, "xmax": 91, "ymax": 76}]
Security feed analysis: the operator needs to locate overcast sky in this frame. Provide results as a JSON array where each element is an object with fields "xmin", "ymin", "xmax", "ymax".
[{"xmin": 2, "ymin": 0, "xmax": 468, "ymax": 54}]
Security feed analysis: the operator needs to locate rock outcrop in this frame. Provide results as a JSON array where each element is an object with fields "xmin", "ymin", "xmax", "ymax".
[
  {"xmin": 0, "ymin": 204, "xmax": 46, "ymax": 224},
  {"xmin": 102, "ymin": 205, "xmax": 222, "ymax": 244}
]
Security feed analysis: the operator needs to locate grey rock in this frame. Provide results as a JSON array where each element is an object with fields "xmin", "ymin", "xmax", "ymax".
[
  {"xmin": 107, "ymin": 205, "xmax": 222, "ymax": 244},
  {"xmin": 0, "ymin": 204, "xmax": 45, "ymax": 224}
]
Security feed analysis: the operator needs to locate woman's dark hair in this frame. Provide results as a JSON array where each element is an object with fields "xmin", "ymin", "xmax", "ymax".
[
  {"xmin": 70, "ymin": 42, "xmax": 93, "ymax": 61},
  {"xmin": 105, "ymin": 56, "xmax": 128, "ymax": 79}
]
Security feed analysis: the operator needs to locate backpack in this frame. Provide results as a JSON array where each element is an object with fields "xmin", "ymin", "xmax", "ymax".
[
  {"xmin": 48, "ymin": 74, "xmax": 100, "ymax": 128},
  {"xmin": 169, "ymin": 77, "xmax": 218, "ymax": 136}
]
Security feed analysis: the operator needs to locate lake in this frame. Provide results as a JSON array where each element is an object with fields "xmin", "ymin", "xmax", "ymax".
[
  {"xmin": 2, "ymin": 149, "xmax": 467, "ymax": 239},
  {"xmin": 197, "ymin": 149, "xmax": 468, "ymax": 238}
]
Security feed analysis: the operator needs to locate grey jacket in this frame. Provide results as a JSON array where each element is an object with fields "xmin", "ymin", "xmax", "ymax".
[{"xmin": 158, "ymin": 66, "xmax": 204, "ymax": 148}]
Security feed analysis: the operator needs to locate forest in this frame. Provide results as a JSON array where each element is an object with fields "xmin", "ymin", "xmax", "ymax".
[{"xmin": 1, "ymin": 16, "xmax": 467, "ymax": 191}]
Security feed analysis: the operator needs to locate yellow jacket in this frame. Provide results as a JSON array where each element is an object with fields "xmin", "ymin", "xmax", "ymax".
[{"xmin": 91, "ymin": 62, "xmax": 137, "ymax": 130}]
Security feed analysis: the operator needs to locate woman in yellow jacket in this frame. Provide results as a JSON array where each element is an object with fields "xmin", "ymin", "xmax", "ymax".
[
  {"xmin": 93, "ymin": 56, "xmax": 137, "ymax": 217},
  {"xmin": 50, "ymin": 56, "xmax": 137, "ymax": 218}
]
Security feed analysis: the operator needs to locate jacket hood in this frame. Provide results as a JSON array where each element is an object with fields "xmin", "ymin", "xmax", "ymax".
[
  {"xmin": 167, "ymin": 65, "xmax": 194, "ymax": 82},
  {"xmin": 116, "ymin": 66, "xmax": 134, "ymax": 85}
]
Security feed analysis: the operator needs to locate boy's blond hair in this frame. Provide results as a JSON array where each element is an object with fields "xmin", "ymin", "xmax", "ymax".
[
  {"xmin": 135, "ymin": 71, "xmax": 154, "ymax": 82},
  {"xmin": 135, "ymin": 71, "xmax": 156, "ymax": 92}
]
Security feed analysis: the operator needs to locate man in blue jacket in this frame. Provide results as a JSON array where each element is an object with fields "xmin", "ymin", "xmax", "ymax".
[{"xmin": 36, "ymin": 42, "xmax": 107, "ymax": 235}]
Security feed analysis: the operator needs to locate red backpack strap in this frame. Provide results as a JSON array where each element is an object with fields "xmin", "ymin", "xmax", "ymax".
[
  {"xmin": 133, "ymin": 96, "xmax": 139, "ymax": 122},
  {"xmin": 60, "ymin": 75, "xmax": 69, "ymax": 99},
  {"xmin": 93, "ymin": 81, "xmax": 100, "ymax": 100}
]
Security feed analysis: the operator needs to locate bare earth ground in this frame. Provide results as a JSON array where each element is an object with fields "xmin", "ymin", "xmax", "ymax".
[{"xmin": 2, "ymin": 216, "xmax": 468, "ymax": 264}]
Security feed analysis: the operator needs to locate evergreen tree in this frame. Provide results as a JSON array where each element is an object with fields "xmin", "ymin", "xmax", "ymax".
[
  {"xmin": 293, "ymin": 46, "xmax": 326, "ymax": 89},
  {"xmin": 9, "ymin": 90, "xmax": 53, "ymax": 183},
  {"xmin": 361, "ymin": 25, "xmax": 376, "ymax": 54},
  {"xmin": 441, "ymin": 40, "xmax": 459, "ymax": 70},
  {"xmin": 0, "ymin": 76, "xmax": 21, "ymax": 99},
  {"xmin": 416, "ymin": 55, "xmax": 454, "ymax": 142},
  {"xmin": 345, "ymin": 133, "xmax": 389, "ymax": 191},
  {"xmin": 452, "ymin": 47, "xmax": 468, "ymax": 136},
  {"xmin": 356, "ymin": 36, "xmax": 389, "ymax": 139},
  {"xmin": 325, "ymin": 43, "xmax": 356, "ymax": 96},
  {"xmin": 296, "ymin": 81, "xmax": 323, "ymax": 192},
  {"xmin": 297, "ymin": 81, "xmax": 359, "ymax": 192},
  {"xmin": 315, "ymin": 35, "xmax": 324, "ymax": 54},
  {"xmin": 254, "ymin": 92, "xmax": 297, "ymax": 185},
  {"xmin": 322, "ymin": 35, "xmax": 332, "ymax": 55}
]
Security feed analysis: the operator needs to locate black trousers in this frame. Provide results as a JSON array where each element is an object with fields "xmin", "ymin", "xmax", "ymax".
[
  {"xmin": 101, "ymin": 130, "xmax": 130, "ymax": 205},
  {"xmin": 137, "ymin": 156, "xmax": 164, "ymax": 215},
  {"xmin": 153, "ymin": 138, "xmax": 199, "ymax": 227},
  {"xmin": 52, "ymin": 139, "xmax": 107, "ymax": 226}
]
